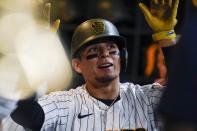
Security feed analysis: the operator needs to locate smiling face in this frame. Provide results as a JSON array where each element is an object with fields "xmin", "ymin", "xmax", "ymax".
[{"xmin": 72, "ymin": 41, "xmax": 121, "ymax": 85}]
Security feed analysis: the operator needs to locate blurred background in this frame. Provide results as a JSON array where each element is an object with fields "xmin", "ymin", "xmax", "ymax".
[{"xmin": 7, "ymin": 0, "xmax": 196, "ymax": 89}]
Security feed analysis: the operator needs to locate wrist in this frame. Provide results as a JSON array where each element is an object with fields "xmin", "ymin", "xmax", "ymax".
[
  {"xmin": 152, "ymin": 30, "xmax": 176, "ymax": 42},
  {"xmin": 158, "ymin": 39, "xmax": 177, "ymax": 47}
]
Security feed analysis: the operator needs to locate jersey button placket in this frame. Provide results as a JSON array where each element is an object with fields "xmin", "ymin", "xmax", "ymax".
[{"xmin": 103, "ymin": 110, "xmax": 107, "ymax": 131}]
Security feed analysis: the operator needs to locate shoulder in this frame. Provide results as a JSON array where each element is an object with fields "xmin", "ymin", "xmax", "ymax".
[
  {"xmin": 120, "ymin": 82, "xmax": 164, "ymax": 97},
  {"xmin": 38, "ymin": 85, "xmax": 84, "ymax": 109},
  {"xmin": 120, "ymin": 82, "xmax": 163, "ymax": 91},
  {"xmin": 39, "ymin": 85, "xmax": 83, "ymax": 99},
  {"xmin": 38, "ymin": 85, "xmax": 85, "ymax": 129}
]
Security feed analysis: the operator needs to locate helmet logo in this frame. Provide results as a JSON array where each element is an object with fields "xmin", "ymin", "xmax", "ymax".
[{"xmin": 91, "ymin": 21, "xmax": 105, "ymax": 34}]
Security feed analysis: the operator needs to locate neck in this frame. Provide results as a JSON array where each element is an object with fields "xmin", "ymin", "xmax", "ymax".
[{"xmin": 85, "ymin": 78, "xmax": 120, "ymax": 100}]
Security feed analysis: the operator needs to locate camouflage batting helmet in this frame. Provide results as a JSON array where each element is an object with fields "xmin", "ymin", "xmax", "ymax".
[{"xmin": 71, "ymin": 18, "xmax": 128, "ymax": 71}]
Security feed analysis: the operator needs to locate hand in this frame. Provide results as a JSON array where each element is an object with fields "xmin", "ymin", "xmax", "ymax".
[
  {"xmin": 33, "ymin": 1, "xmax": 60, "ymax": 33},
  {"xmin": 139, "ymin": 0, "xmax": 179, "ymax": 41},
  {"xmin": 42, "ymin": 2, "xmax": 60, "ymax": 32},
  {"xmin": 0, "ymin": 0, "xmax": 60, "ymax": 33},
  {"xmin": 0, "ymin": 1, "xmax": 72, "ymax": 100},
  {"xmin": 139, "ymin": 0, "xmax": 179, "ymax": 32}
]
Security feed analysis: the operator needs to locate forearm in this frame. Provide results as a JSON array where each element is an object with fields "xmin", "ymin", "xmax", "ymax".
[
  {"xmin": 152, "ymin": 39, "xmax": 178, "ymax": 86},
  {"xmin": 157, "ymin": 39, "xmax": 177, "ymax": 70},
  {"xmin": 11, "ymin": 95, "xmax": 44, "ymax": 130}
]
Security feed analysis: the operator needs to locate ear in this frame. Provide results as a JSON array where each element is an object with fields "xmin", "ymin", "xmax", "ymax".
[{"xmin": 72, "ymin": 58, "xmax": 82, "ymax": 74}]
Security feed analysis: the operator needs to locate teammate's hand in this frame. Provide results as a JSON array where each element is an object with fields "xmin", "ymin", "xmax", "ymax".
[
  {"xmin": 41, "ymin": 2, "xmax": 60, "ymax": 33},
  {"xmin": 0, "ymin": 0, "xmax": 72, "ymax": 100},
  {"xmin": 33, "ymin": 1, "xmax": 60, "ymax": 33},
  {"xmin": 139, "ymin": 0, "xmax": 179, "ymax": 42}
]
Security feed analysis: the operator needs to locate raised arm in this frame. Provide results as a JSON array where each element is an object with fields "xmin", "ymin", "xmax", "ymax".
[
  {"xmin": 139, "ymin": 0, "xmax": 180, "ymax": 82},
  {"xmin": 0, "ymin": 0, "xmax": 70, "ymax": 130}
]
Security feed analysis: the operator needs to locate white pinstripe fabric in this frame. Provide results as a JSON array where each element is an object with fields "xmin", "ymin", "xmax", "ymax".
[
  {"xmin": 0, "ymin": 96, "xmax": 18, "ymax": 120},
  {"xmin": 1, "ymin": 82, "xmax": 164, "ymax": 131}
]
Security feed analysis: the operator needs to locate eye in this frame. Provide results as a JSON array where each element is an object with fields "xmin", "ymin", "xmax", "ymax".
[
  {"xmin": 87, "ymin": 47, "xmax": 98, "ymax": 54},
  {"xmin": 107, "ymin": 44, "xmax": 116, "ymax": 49},
  {"xmin": 85, "ymin": 47, "xmax": 99, "ymax": 60},
  {"xmin": 107, "ymin": 43, "xmax": 119, "ymax": 53}
]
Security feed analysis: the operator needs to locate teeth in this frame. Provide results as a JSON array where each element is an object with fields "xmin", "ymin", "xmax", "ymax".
[
  {"xmin": 98, "ymin": 63, "xmax": 112, "ymax": 68},
  {"xmin": 101, "ymin": 64, "xmax": 111, "ymax": 67}
]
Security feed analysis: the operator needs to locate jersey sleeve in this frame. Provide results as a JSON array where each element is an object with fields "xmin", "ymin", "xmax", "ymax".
[
  {"xmin": 140, "ymin": 83, "xmax": 164, "ymax": 110},
  {"xmin": 38, "ymin": 90, "xmax": 76, "ymax": 131},
  {"xmin": 0, "ymin": 96, "xmax": 18, "ymax": 120},
  {"xmin": 0, "ymin": 97, "xmax": 20, "ymax": 131},
  {"xmin": 139, "ymin": 83, "xmax": 165, "ymax": 130},
  {"xmin": 1, "ymin": 116, "xmax": 25, "ymax": 131}
]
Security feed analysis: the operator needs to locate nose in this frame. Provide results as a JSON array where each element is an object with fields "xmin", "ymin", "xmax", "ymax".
[{"xmin": 99, "ymin": 47, "xmax": 110, "ymax": 58}]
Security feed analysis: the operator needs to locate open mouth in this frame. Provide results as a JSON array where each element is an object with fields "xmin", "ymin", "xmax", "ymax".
[{"xmin": 97, "ymin": 63, "xmax": 113, "ymax": 69}]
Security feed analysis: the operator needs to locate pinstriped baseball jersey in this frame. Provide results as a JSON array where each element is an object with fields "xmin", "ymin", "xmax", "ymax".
[
  {"xmin": 0, "ymin": 96, "xmax": 18, "ymax": 120},
  {"xmin": 1, "ymin": 82, "xmax": 163, "ymax": 131}
]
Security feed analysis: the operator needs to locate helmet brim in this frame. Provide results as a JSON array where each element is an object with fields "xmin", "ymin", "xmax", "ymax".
[{"xmin": 72, "ymin": 35, "xmax": 126, "ymax": 58}]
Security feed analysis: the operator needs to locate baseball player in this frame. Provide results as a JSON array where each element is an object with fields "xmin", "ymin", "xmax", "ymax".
[{"xmin": 1, "ymin": 0, "xmax": 179, "ymax": 131}]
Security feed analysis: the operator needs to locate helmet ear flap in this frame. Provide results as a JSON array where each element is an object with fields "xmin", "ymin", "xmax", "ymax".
[{"xmin": 120, "ymin": 47, "xmax": 128, "ymax": 72}]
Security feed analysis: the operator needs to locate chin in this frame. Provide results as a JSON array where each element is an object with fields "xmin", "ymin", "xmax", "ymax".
[{"xmin": 95, "ymin": 75, "xmax": 118, "ymax": 83}]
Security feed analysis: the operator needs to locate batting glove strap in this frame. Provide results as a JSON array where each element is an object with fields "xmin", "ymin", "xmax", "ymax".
[{"xmin": 152, "ymin": 30, "xmax": 176, "ymax": 41}]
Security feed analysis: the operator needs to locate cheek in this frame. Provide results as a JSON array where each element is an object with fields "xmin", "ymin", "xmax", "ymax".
[
  {"xmin": 114, "ymin": 57, "xmax": 121, "ymax": 71},
  {"xmin": 118, "ymin": 59, "xmax": 121, "ymax": 71},
  {"xmin": 80, "ymin": 61, "xmax": 97, "ymax": 73}
]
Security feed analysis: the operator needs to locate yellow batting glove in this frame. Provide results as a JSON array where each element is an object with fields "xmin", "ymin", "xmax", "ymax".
[{"xmin": 139, "ymin": 0, "xmax": 179, "ymax": 42}]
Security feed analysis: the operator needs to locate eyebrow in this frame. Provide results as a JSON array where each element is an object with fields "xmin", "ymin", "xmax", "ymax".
[
  {"xmin": 86, "ymin": 46, "xmax": 97, "ymax": 53},
  {"xmin": 85, "ymin": 43, "xmax": 118, "ymax": 53}
]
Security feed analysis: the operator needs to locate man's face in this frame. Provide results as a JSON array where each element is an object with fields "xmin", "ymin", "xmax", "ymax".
[
  {"xmin": 193, "ymin": 0, "xmax": 197, "ymax": 7},
  {"xmin": 72, "ymin": 41, "xmax": 121, "ymax": 84}
]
